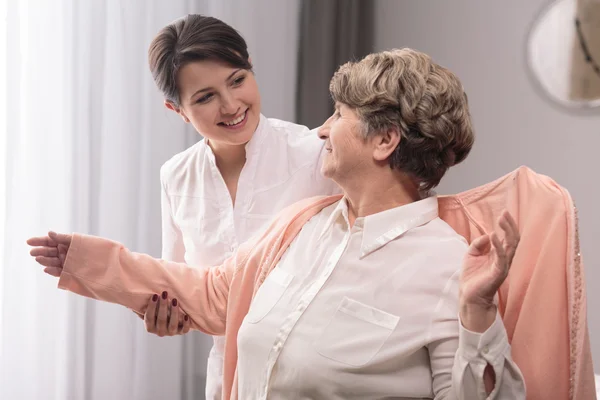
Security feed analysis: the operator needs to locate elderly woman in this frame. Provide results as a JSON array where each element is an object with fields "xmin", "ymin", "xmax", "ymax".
[{"xmin": 28, "ymin": 49, "xmax": 526, "ymax": 399}]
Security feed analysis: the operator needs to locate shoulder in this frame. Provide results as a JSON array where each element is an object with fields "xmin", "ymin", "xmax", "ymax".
[
  {"xmin": 266, "ymin": 117, "xmax": 312, "ymax": 136},
  {"xmin": 266, "ymin": 118, "xmax": 322, "ymax": 149}
]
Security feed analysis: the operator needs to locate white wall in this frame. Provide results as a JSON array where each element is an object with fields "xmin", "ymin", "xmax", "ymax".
[{"xmin": 375, "ymin": 0, "xmax": 600, "ymax": 365}]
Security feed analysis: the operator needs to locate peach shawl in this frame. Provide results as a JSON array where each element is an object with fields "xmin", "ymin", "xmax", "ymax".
[{"xmin": 59, "ymin": 166, "xmax": 596, "ymax": 399}]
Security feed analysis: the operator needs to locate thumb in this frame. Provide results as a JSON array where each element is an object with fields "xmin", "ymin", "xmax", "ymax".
[
  {"xmin": 48, "ymin": 231, "xmax": 72, "ymax": 246},
  {"xmin": 468, "ymin": 234, "xmax": 491, "ymax": 257},
  {"xmin": 43, "ymin": 267, "xmax": 62, "ymax": 277}
]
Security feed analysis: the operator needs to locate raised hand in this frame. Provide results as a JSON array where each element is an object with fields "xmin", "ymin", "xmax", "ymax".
[
  {"xmin": 27, "ymin": 231, "xmax": 73, "ymax": 277},
  {"xmin": 459, "ymin": 210, "xmax": 520, "ymax": 332}
]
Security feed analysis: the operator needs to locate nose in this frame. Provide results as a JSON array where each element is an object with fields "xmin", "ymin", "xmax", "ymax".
[
  {"xmin": 220, "ymin": 90, "xmax": 240, "ymax": 115},
  {"xmin": 317, "ymin": 114, "xmax": 334, "ymax": 140}
]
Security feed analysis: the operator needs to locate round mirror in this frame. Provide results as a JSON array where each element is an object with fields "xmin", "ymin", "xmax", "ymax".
[{"xmin": 527, "ymin": 0, "xmax": 600, "ymax": 109}]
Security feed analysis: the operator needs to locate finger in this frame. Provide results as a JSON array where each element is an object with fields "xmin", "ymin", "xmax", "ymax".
[
  {"xmin": 491, "ymin": 232, "xmax": 506, "ymax": 259},
  {"xmin": 35, "ymin": 256, "xmax": 62, "ymax": 268},
  {"xmin": 144, "ymin": 294, "xmax": 159, "ymax": 333},
  {"xmin": 166, "ymin": 303, "xmax": 172, "ymax": 334},
  {"xmin": 30, "ymin": 247, "xmax": 58, "ymax": 257},
  {"xmin": 177, "ymin": 310, "xmax": 184, "ymax": 334},
  {"xmin": 43, "ymin": 267, "xmax": 62, "ymax": 277},
  {"xmin": 48, "ymin": 231, "xmax": 72, "ymax": 246},
  {"xmin": 503, "ymin": 211, "xmax": 520, "ymax": 240},
  {"xmin": 467, "ymin": 234, "xmax": 491, "ymax": 256},
  {"xmin": 182, "ymin": 314, "xmax": 191, "ymax": 335},
  {"xmin": 27, "ymin": 236, "xmax": 58, "ymax": 247},
  {"xmin": 168, "ymin": 299, "xmax": 179, "ymax": 335},
  {"xmin": 156, "ymin": 291, "xmax": 169, "ymax": 337},
  {"xmin": 498, "ymin": 214, "xmax": 518, "ymax": 245},
  {"xmin": 498, "ymin": 219, "xmax": 516, "ymax": 249},
  {"xmin": 498, "ymin": 214, "xmax": 519, "ymax": 263},
  {"xmin": 491, "ymin": 232, "xmax": 509, "ymax": 278},
  {"xmin": 58, "ymin": 244, "xmax": 68, "ymax": 264}
]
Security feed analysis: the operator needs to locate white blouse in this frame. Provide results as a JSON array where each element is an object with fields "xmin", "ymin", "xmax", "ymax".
[
  {"xmin": 159, "ymin": 114, "xmax": 340, "ymax": 399},
  {"xmin": 237, "ymin": 197, "xmax": 526, "ymax": 399}
]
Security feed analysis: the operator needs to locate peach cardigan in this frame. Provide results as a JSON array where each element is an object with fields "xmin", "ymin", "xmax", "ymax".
[{"xmin": 58, "ymin": 166, "xmax": 596, "ymax": 399}]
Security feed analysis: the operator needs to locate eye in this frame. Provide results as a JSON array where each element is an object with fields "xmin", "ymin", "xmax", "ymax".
[
  {"xmin": 333, "ymin": 110, "xmax": 341, "ymax": 119},
  {"xmin": 232, "ymin": 75, "xmax": 246, "ymax": 87},
  {"xmin": 196, "ymin": 93, "xmax": 213, "ymax": 104}
]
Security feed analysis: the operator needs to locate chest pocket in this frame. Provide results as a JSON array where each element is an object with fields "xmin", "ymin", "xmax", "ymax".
[
  {"xmin": 245, "ymin": 267, "xmax": 294, "ymax": 324},
  {"xmin": 315, "ymin": 297, "xmax": 399, "ymax": 367}
]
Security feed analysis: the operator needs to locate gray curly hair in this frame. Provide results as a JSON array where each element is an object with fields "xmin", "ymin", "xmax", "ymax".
[{"xmin": 329, "ymin": 48, "xmax": 474, "ymax": 190}]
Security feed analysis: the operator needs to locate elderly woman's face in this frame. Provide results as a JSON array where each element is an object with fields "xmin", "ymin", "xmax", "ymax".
[{"xmin": 318, "ymin": 103, "xmax": 373, "ymax": 182}]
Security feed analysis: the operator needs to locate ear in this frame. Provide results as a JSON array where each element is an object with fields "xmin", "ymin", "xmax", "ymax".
[
  {"xmin": 372, "ymin": 128, "xmax": 401, "ymax": 162},
  {"xmin": 164, "ymin": 100, "xmax": 190, "ymax": 123}
]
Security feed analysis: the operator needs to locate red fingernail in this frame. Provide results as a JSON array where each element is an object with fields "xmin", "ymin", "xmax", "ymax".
[
  {"xmin": 162, "ymin": 291, "xmax": 168, "ymax": 299},
  {"xmin": 152, "ymin": 294, "xmax": 158, "ymax": 302},
  {"xmin": 172, "ymin": 298, "xmax": 178, "ymax": 307},
  {"xmin": 184, "ymin": 315, "xmax": 188, "ymax": 321}
]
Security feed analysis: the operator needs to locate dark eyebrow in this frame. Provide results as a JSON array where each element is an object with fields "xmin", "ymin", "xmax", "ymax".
[{"xmin": 189, "ymin": 69, "xmax": 243, "ymax": 100}]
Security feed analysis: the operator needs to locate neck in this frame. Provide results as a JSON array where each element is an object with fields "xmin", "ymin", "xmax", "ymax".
[
  {"xmin": 339, "ymin": 168, "xmax": 421, "ymax": 227},
  {"xmin": 208, "ymin": 140, "xmax": 247, "ymax": 176}
]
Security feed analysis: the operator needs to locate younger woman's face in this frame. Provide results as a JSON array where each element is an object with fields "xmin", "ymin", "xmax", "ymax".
[{"xmin": 168, "ymin": 59, "xmax": 261, "ymax": 148}]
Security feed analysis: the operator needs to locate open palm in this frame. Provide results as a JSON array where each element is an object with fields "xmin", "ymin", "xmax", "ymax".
[{"xmin": 460, "ymin": 210, "xmax": 520, "ymax": 308}]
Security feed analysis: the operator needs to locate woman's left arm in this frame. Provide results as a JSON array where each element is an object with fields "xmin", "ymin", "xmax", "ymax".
[
  {"xmin": 28, "ymin": 231, "xmax": 236, "ymax": 336},
  {"xmin": 430, "ymin": 210, "xmax": 526, "ymax": 399}
]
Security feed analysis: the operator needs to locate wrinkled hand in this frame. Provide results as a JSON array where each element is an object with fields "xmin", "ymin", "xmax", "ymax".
[
  {"xmin": 27, "ymin": 231, "xmax": 73, "ymax": 277},
  {"xmin": 459, "ymin": 210, "xmax": 520, "ymax": 332},
  {"xmin": 139, "ymin": 291, "xmax": 191, "ymax": 337}
]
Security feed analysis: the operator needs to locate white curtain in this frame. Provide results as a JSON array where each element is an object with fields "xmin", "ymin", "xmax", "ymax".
[{"xmin": 0, "ymin": 1, "xmax": 300, "ymax": 399}]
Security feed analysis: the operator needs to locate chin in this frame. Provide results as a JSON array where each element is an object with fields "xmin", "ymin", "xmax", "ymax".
[
  {"xmin": 321, "ymin": 167, "xmax": 335, "ymax": 179},
  {"xmin": 238, "ymin": 112, "xmax": 259, "ymax": 141},
  {"xmin": 242, "ymin": 127, "xmax": 257, "ymax": 143},
  {"xmin": 225, "ymin": 127, "xmax": 255, "ymax": 146}
]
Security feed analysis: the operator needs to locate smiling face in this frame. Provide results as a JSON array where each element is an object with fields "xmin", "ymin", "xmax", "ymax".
[
  {"xmin": 167, "ymin": 59, "xmax": 261, "ymax": 148},
  {"xmin": 327, "ymin": 49, "xmax": 475, "ymax": 191},
  {"xmin": 317, "ymin": 103, "xmax": 375, "ymax": 182}
]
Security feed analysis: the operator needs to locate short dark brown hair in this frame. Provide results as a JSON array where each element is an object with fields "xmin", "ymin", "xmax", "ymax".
[
  {"xmin": 148, "ymin": 14, "xmax": 252, "ymax": 107},
  {"xmin": 329, "ymin": 48, "xmax": 474, "ymax": 191}
]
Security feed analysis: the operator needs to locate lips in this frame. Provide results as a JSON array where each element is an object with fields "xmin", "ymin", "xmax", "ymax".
[{"xmin": 219, "ymin": 110, "xmax": 247, "ymax": 127}]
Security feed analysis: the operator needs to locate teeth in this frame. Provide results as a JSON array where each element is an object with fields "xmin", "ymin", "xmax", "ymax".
[{"xmin": 223, "ymin": 112, "xmax": 246, "ymax": 126}]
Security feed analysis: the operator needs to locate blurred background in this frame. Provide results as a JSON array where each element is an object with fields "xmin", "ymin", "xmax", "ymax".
[{"xmin": 1, "ymin": 0, "xmax": 599, "ymax": 399}]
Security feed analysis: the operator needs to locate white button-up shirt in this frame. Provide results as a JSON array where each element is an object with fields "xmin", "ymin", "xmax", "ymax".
[
  {"xmin": 160, "ymin": 115, "xmax": 340, "ymax": 399},
  {"xmin": 237, "ymin": 197, "xmax": 526, "ymax": 399}
]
